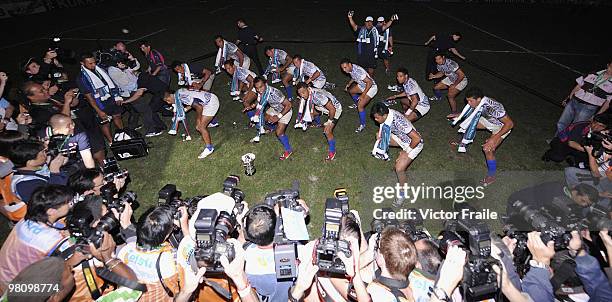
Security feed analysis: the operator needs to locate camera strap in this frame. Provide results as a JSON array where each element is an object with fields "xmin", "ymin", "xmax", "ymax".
[
  {"xmin": 373, "ymin": 270, "xmax": 409, "ymax": 300},
  {"xmin": 96, "ymin": 267, "xmax": 147, "ymax": 292},
  {"xmin": 81, "ymin": 260, "xmax": 104, "ymax": 299},
  {"xmin": 156, "ymin": 251, "xmax": 178, "ymax": 297}
]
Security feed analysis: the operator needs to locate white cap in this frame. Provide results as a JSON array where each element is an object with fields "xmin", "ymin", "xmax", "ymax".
[
  {"xmin": 365, "ymin": 16, "xmax": 374, "ymax": 22},
  {"xmin": 377, "ymin": 16, "xmax": 385, "ymax": 22}
]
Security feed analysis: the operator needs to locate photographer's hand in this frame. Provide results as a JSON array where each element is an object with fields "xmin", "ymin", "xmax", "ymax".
[
  {"xmin": 89, "ymin": 232, "xmax": 116, "ymax": 263},
  {"xmin": 599, "ymin": 229, "xmax": 612, "ymax": 265},
  {"xmin": 111, "ymin": 203, "xmax": 133, "ymax": 230},
  {"xmin": 49, "ymin": 154, "xmax": 68, "ymax": 173},
  {"xmin": 501, "ymin": 236, "xmax": 517, "ymax": 257},
  {"xmin": 113, "ymin": 175, "xmax": 127, "ymax": 191},
  {"xmin": 568, "ymin": 231, "xmax": 587, "ymax": 257},
  {"xmin": 526, "ymin": 232, "xmax": 554, "ymax": 266},
  {"xmin": 434, "ymin": 246, "xmax": 467, "ymax": 300},
  {"xmin": 175, "ymin": 266, "xmax": 206, "ymax": 302},
  {"xmin": 296, "ymin": 198, "xmax": 310, "ymax": 216},
  {"xmin": 220, "ymin": 238, "xmax": 259, "ymax": 301},
  {"xmin": 177, "ymin": 206, "xmax": 190, "ymax": 238},
  {"xmin": 292, "ymin": 243, "xmax": 319, "ymax": 302}
]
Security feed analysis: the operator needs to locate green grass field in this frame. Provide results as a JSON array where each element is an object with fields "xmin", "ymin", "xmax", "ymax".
[{"xmin": 2, "ymin": 0, "xmax": 609, "ymax": 239}]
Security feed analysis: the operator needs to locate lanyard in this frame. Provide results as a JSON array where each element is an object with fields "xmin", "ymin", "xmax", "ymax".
[{"xmin": 592, "ymin": 71, "xmax": 610, "ymax": 91}]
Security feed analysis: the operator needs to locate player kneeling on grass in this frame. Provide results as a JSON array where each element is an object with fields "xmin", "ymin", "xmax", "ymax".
[
  {"xmin": 371, "ymin": 102, "xmax": 423, "ymax": 207},
  {"xmin": 341, "ymin": 58, "xmax": 378, "ymax": 133},
  {"xmin": 250, "ymin": 77, "xmax": 294, "ymax": 160},
  {"xmin": 296, "ymin": 82, "xmax": 342, "ymax": 161},
  {"xmin": 450, "ymin": 87, "xmax": 514, "ymax": 186},
  {"xmin": 385, "ymin": 68, "xmax": 430, "ymax": 122},
  {"xmin": 163, "ymin": 89, "xmax": 219, "ymax": 159}
]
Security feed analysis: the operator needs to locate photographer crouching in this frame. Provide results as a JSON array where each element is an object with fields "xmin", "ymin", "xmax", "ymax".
[
  {"xmin": 543, "ymin": 113, "xmax": 612, "ymax": 168},
  {"xmin": 565, "ymin": 131, "xmax": 612, "ymax": 203}
]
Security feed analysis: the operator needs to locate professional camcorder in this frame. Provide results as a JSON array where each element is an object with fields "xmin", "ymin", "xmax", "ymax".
[{"xmin": 315, "ymin": 197, "xmax": 352, "ymax": 275}]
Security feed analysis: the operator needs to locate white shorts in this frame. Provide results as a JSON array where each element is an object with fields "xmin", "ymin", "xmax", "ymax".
[
  {"xmin": 266, "ymin": 106, "xmax": 293, "ymax": 125},
  {"xmin": 391, "ymin": 135, "xmax": 424, "ymax": 159},
  {"xmin": 405, "ymin": 104, "xmax": 430, "ymax": 117},
  {"xmin": 360, "ymin": 84, "xmax": 378, "ymax": 99},
  {"xmin": 442, "ymin": 77, "xmax": 468, "ymax": 91},
  {"xmin": 311, "ymin": 78, "xmax": 326, "ymax": 89},
  {"xmin": 286, "ymin": 65, "xmax": 295, "ymax": 75},
  {"xmin": 240, "ymin": 56, "xmax": 251, "ymax": 70},
  {"xmin": 202, "ymin": 95, "xmax": 220, "ymax": 116},
  {"xmin": 479, "ymin": 117, "xmax": 511, "ymax": 139},
  {"xmin": 315, "ymin": 105, "xmax": 342, "ymax": 120}
]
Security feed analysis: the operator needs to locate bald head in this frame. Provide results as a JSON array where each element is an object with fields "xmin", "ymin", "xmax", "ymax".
[{"xmin": 49, "ymin": 114, "xmax": 73, "ymax": 135}]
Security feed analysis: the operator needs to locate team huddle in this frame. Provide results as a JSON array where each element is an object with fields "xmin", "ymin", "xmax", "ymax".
[{"xmin": 167, "ymin": 12, "xmax": 514, "ymax": 202}]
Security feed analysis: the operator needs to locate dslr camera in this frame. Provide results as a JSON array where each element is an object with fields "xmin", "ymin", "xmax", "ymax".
[
  {"xmin": 100, "ymin": 182, "xmax": 139, "ymax": 212},
  {"xmin": 193, "ymin": 208, "xmax": 237, "ymax": 274},
  {"xmin": 315, "ymin": 198, "xmax": 352, "ymax": 275},
  {"xmin": 102, "ymin": 157, "xmax": 129, "ymax": 183},
  {"xmin": 506, "ymin": 199, "xmax": 572, "ymax": 251},
  {"xmin": 441, "ymin": 204, "xmax": 498, "ymax": 302},
  {"xmin": 47, "ymin": 134, "xmax": 77, "ymax": 158},
  {"xmin": 370, "ymin": 208, "xmax": 430, "ymax": 242},
  {"xmin": 584, "ymin": 131, "xmax": 612, "ymax": 158},
  {"xmin": 68, "ymin": 207, "xmax": 119, "ymax": 249}
]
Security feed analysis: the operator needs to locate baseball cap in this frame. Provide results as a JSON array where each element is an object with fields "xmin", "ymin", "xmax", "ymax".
[
  {"xmin": 377, "ymin": 16, "xmax": 385, "ymax": 22},
  {"xmin": 365, "ymin": 16, "xmax": 374, "ymax": 22}
]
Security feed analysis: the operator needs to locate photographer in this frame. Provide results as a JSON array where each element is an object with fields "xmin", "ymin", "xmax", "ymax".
[
  {"xmin": 21, "ymin": 81, "xmax": 76, "ymax": 133},
  {"xmin": 543, "ymin": 113, "xmax": 611, "ymax": 167},
  {"xmin": 0, "ymin": 185, "xmax": 73, "ymax": 293},
  {"xmin": 67, "ymin": 195, "xmax": 135, "ymax": 300},
  {"xmin": 366, "ymin": 226, "xmax": 417, "ymax": 301},
  {"xmin": 507, "ymin": 181, "xmax": 599, "ymax": 222},
  {"xmin": 409, "ymin": 239, "xmax": 442, "ymax": 302},
  {"xmin": 9, "ymin": 140, "xmax": 68, "ymax": 202},
  {"xmin": 305, "ymin": 213, "xmax": 370, "ymax": 302},
  {"xmin": 116, "ymin": 204, "xmax": 189, "ymax": 301},
  {"xmin": 48, "ymin": 113, "xmax": 96, "ymax": 169},
  {"xmin": 566, "ymin": 230, "xmax": 612, "ymax": 302},
  {"xmin": 68, "ymin": 168, "xmax": 126, "ymax": 198},
  {"xmin": 565, "ymin": 136, "xmax": 612, "ymax": 200},
  {"xmin": 0, "ymin": 131, "xmax": 28, "ymax": 222},
  {"xmin": 242, "ymin": 204, "xmax": 295, "ymax": 301}
]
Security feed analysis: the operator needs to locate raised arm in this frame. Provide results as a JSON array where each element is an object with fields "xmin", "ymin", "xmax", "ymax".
[{"xmin": 347, "ymin": 11, "xmax": 358, "ymax": 32}]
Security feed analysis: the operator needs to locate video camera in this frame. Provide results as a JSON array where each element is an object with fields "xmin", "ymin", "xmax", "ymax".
[
  {"xmin": 265, "ymin": 181, "xmax": 303, "ymax": 281},
  {"xmin": 315, "ymin": 194, "xmax": 352, "ymax": 275},
  {"xmin": 264, "ymin": 181, "xmax": 304, "ymax": 213},
  {"xmin": 47, "ymin": 134, "xmax": 77, "ymax": 158},
  {"xmin": 102, "ymin": 157, "xmax": 129, "ymax": 183},
  {"xmin": 584, "ymin": 131, "xmax": 612, "ymax": 158},
  {"xmin": 440, "ymin": 204, "xmax": 498, "ymax": 302}
]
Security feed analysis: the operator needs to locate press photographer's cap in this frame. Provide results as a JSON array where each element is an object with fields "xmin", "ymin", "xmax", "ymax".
[
  {"xmin": 365, "ymin": 16, "xmax": 374, "ymax": 22},
  {"xmin": 377, "ymin": 16, "xmax": 385, "ymax": 22}
]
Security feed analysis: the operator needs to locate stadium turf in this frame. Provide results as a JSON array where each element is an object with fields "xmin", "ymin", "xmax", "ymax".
[{"xmin": 1, "ymin": 0, "xmax": 609, "ymax": 239}]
